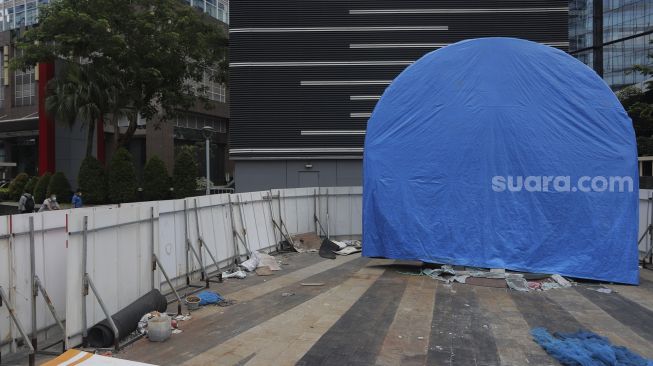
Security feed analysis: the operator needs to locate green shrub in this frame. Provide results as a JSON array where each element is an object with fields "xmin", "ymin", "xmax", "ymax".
[
  {"xmin": 34, "ymin": 173, "xmax": 52, "ymax": 203},
  {"xmin": 173, "ymin": 147, "xmax": 199, "ymax": 199},
  {"xmin": 108, "ymin": 147, "xmax": 137, "ymax": 203},
  {"xmin": 24, "ymin": 176, "xmax": 38, "ymax": 195},
  {"xmin": 0, "ymin": 187, "xmax": 10, "ymax": 201},
  {"xmin": 7, "ymin": 173, "xmax": 29, "ymax": 201},
  {"xmin": 78, "ymin": 156, "xmax": 108, "ymax": 204},
  {"xmin": 47, "ymin": 172, "xmax": 72, "ymax": 203},
  {"xmin": 143, "ymin": 156, "xmax": 170, "ymax": 201}
]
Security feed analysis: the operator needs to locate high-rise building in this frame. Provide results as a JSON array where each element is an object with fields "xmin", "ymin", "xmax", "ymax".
[
  {"xmin": 570, "ymin": 0, "xmax": 653, "ymax": 90},
  {"xmin": 230, "ymin": 0, "xmax": 570, "ymax": 192},
  {"xmin": 0, "ymin": 0, "xmax": 230, "ymax": 186}
]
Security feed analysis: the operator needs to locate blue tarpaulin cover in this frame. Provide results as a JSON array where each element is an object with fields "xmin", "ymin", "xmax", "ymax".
[{"xmin": 363, "ymin": 38, "xmax": 639, "ymax": 284}]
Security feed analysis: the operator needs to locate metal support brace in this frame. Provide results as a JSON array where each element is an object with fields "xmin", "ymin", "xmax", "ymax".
[
  {"xmin": 34, "ymin": 276, "xmax": 67, "ymax": 351},
  {"xmin": 193, "ymin": 199, "xmax": 204, "ymax": 281},
  {"xmin": 183, "ymin": 201, "xmax": 191, "ymax": 286},
  {"xmin": 266, "ymin": 190, "xmax": 280, "ymax": 250},
  {"xmin": 187, "ymin": 237, "xmax": 209, "ymax": 288},
  {"xmin": 153, "ymin": 254, "xmax": 183, "ymax": 315},
  {"xmin": 227, "ymin": 195, "xmax": 241, "ymax": 268},
  {"xmin": 86, "ymin": 276, "xmax": 120, "ymax": 350},
  {"xmin": 193, "ymin": 199, "xmax": 222, "ymax": 283},
  {"xmin": 0, "ymin": 286, "xmax": 34, "ymax": 355},
  {"xmin": 29, "ymin": 217, "xmax": 36, "ymax": 366},
  {"xmin": 235, "ymin": 195, "xmax": 252, "ymax": 257},
  {"xmin": 150, "ymin": 207, "xmax": 156, "ymax": 290},
  {"xmin": 81, "ymin": 216, "xmax": 88, "ymax": 346}
]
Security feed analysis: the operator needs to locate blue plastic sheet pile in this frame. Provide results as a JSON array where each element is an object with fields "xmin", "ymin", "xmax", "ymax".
[
  {"xmin": 196, "ymin": 290, "xmax": 224, "ymax": 305},
  {"xmin": 531, "ymin": 328, "xmax": 653, "ymax": 366}
]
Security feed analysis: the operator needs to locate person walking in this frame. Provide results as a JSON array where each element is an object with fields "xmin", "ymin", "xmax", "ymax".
[
  {"xmin": 72, "ymin": 189, "xmax": 83, "ymax": 208},
  {"xmin": 18, "ymin": 192, "xmax": 35, "ymax": 214},
  {"xmin": 39, "ymin": 194, "xmax": 60, "ymax": 212}
]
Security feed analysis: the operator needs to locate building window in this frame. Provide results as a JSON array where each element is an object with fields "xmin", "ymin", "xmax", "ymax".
[{"xmin": 15, "ymin": 66, "xmax": 36, "ymax": 107}]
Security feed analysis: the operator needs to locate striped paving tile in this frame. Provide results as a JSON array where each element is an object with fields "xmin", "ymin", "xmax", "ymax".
[
  {"xmin": 510, "ymin": 290, "xmax": 584, "ymax": 333},
  {"xmin": 375, "ymin": 275, "xmax": 437, "ymax": 366},
  {"xmin": 546, "ymin": 288, "xmax": 653, "ymax": 359},
  {"xmin": 296, "ymin": 268, "xmax": 407, "ymax": 366},
  {"xmin": 182, "ymin": 259, "xmax": 393, "ymax": 366},
  {"xmin": 474, "ymin": 287, "xmax": 555, "ymax": 366},
  {"xmin": 427, "ymin": 283, "xmax": 500, "ymax": 366},
  {"xmin": 120, "ymin": 255, "xmax": 369, "ymax": 364},
  {"xmin": 575, "ymin": 286, "xmax": 653, "ymax": 343},
  {"xmin": 606, "ymin": 278, "xmax": 653, "ymax": 313}
]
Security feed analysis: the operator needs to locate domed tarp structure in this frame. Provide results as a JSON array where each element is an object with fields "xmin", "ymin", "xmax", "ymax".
[{"xmin": 363, "ymin": 38, "xmax": 639, "ymax": 284}]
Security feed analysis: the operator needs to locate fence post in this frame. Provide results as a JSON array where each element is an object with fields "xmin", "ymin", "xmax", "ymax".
[
  {"xmin": 81, "ymin": 216, "xmax": 89, "ymax": 347},
  {"xmin": 29, "ymin": 216, "xmax": 36, "ymax": 366}
]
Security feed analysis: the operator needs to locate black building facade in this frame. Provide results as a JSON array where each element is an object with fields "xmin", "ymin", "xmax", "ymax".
[{"xmin": 230, "ymin": 1, "xmax": 569, "ymax": 192}]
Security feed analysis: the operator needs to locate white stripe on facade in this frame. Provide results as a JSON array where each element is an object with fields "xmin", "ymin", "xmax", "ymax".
[
  {"xmin": 350, "ymin": 95, "xmax": 381, "ymax": 100},
  {"xmin": 230, "ymin": 148, "xmax": 364, "ymax": 154},
  {"xmin": 349, "ymin": 8, "xmax": 568, "ymax": 15},
  {"xmin": 230, "ymin": 26, "xmax": 448, "ymax": 33},
  {"xmin": 301, "ymin": 130, "xmax": 366, "ymax": 136},
  {"xmin": 301, "ymin": 80, "xmax": 392, "ymax": 86},
  {"xmin": 231, "ymin": 60, "xmax": 413, "ymax": 67},
  {"xmin": 350, "ymin": 41, "xmax": 569, "ymax": 49},
  {"xmin": 350, "ymin": 43, "xmax": 450, "ymax": 49},
  {"xmin": 350, "ymin": 112, "xmax": 372, "ymax": 118}
]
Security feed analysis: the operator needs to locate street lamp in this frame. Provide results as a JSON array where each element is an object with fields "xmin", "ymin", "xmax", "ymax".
[{"xmin": 202, "ymin": 126, "xmax": 215, "ymax": 195}]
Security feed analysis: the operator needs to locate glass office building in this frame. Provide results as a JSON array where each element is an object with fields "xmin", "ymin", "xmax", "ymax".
[
  {"xmin": 570, "ymin": 0, "xmax": 653, "ymax": 90},
  {"xmin": 0, "ymin": 0, "xmax": 228, "ymax": 31}
]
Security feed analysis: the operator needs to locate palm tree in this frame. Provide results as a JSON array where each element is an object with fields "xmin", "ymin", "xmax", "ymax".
[{"xmin": 45, "ymin": 63, "xmax": 121, "ymax": 157}]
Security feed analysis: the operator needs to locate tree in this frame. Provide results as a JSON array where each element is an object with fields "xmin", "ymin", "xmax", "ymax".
[
  {"xmin": 34, "ymin": 173, "xmax": 52, "ymax": 203},
  {"xmin": 47, "ymin": 172, "xmax": 73, "ymax": 203},
  {"xmin": 46, "ymin": 64, "xmax": 122, "ymax": 157},
  {"xmin": 7, "ymin": 173, "xmax": 29, "ymax": 200},
  {"xmin": 108, "ymin": 148, "xmax": 137, "ymax": 203},
  {"xmin": 24, "ymin": 176, "xmax": 39, "ymax": 195},
  {"xmin": 173, "ymin": 147, "xmax": 199, "ymax": 198},
  {"xmin": 143, "ymin": 156, "xmax": 171, "ymax": 201},
  {"xmin": 12, "ymin": 0, "xmax": 228, "ymax": 150},
  {"xmin": 78, "ymin": 156, "xmax": 108, "ymax": 204}
]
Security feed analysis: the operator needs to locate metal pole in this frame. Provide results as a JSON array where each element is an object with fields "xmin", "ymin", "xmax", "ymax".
[
  {"xmin": 81, "ymin": 216, "xmax": 88, "ymax": 346},
  {"xmin": 236, "ymin": 195, "xmax": 251, "ymax": 257},
  {"xmin": 649, "ymin": 193, "xmax": 653, "ymax": 265},
  {"xmin": 227, "ymin": 195, "xmax": 241, "ymax": 266},
  {"xmin": 35, "ymin": 276, "xmax": 67, "ymax": 350},
  {"xmin": 194, "ymin": 199, "xmax": 204, "ymax": 281},
  {"xmin": 313, "ymin": 189, "xmax": 318, "ymax": 235},
  {"xmin": 0, "ymin": 286, "xmax": 34, "ymax": 353},
  {"xmin": 86, "ymin": 276, "xmax": 120, "ymax": 351},
  {"xmin": 266, "ymin": 190, "xmax": 279, "ymax": 250},
  {"xmin": 186, "ymin": 239, "xmax": 208, "ymax": 288},
  {"xmin": 205, "ymin": 137, "xmax": 210, "ymax": 196},
  {"xmin": 154, "ymin": 255, "xmax": 183, "ymax": 315},
  {"xmin": 150, "ymin": 207, "xmax": 156, "ymax": 291},
  {"xmin": 326, "ymin": 188, "xmax": 330, "ymax": 239},
  {"xmin": 184, "ymin": 200, "xmax": 190, "ymax": 286},
  {"xmin": 29, "ymin": 216, "xmax": 36, "ymax": 366}
]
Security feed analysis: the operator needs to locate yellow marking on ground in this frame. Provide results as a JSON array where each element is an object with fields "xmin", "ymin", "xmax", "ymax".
[{"xmin": 182, "ymin": 259, "xmax": 392, "ymax": 366}]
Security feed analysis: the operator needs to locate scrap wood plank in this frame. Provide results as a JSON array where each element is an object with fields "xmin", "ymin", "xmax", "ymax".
[{"xmin": 466, "ymin": 277, "xmax": 507, "ymax": 288}]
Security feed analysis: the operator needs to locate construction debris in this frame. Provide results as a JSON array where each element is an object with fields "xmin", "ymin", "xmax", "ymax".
[
  {"xmin": 301, "ymin": 282, "xmax": 325, "ymax": 286},
  {"xmin": 291, "ymin": 232, "xmax": 322, "ymax": 253},
  {"xmin": 222, "ymin": 269, "xmax": 247, "ymax": 279},
  {"xmin": 319, "ymin": 239, "xmax": 340, "ymax": 259},
  {"xmin": 255, "ymin": 266, "xmax": 274, "ymax": 276},
  {"xmin": 399, "ymin": 264, "xmax": 577, "ymax": 292},
  {"xmin": 334, "ymin": 246, "xmax": 362, "ymax": 256}
]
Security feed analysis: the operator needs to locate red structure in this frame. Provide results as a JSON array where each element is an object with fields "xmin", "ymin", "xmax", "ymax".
[{"xmin": 38, "ymin": 62, "xmax": 55, "ymax": 175}]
